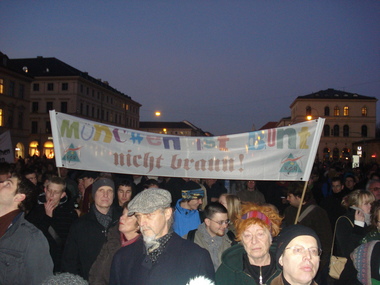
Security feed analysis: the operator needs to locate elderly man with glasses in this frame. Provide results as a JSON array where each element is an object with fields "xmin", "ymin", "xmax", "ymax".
[{"xmin": 184, "ymin": 202, "xmax": 236, "ymax": 271}]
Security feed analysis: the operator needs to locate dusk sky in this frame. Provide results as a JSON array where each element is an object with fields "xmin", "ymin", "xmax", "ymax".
[{"xmin": 1, "ymin": 1, "xmax": 379, "ymax": 135}]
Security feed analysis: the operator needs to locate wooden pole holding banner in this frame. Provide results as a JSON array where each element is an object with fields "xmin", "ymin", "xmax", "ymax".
[{"xmin": 294, "ymin": 181, "xmax": 309, "ymax": 224}]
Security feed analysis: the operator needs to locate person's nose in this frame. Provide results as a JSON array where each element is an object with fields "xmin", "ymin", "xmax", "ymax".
[{"xmin": 303, "ymin": 249, "xmax": 312, "ymax": 260}]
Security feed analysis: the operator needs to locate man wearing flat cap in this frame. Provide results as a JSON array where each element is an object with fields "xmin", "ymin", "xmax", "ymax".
[
  {"xmin": 173, "ymin": 180, "xmax": 205, "ymax": 237},
  {"xmin": 110, "ymin": 188, "xmax": 215, "ymax": 285},
  {"xmin": 62, "ymin": 178, "xmax": 121, "ymax": 280}
]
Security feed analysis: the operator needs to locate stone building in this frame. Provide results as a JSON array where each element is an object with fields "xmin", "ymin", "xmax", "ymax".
[
  {"xmin": 0, "ymin": 53, "xmax": 141, "ymax": 159},
  {"xmin": 281, "ymin": 88, "xmax": 377, "ymax": 163}
]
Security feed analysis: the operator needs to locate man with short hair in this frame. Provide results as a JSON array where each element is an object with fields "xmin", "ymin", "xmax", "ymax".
[
  {"xmin": 26, "ymin": 176, "xmax": 78, "ymax": 272},
  {"xmin": 367, "ymin": 179, "xmax": 380, "ymax": 201},
  {"xmin": 110, "ymin": 188, "xmax": 215, "ymax": 285},
  {"xmin": 185, "ymin": 202, "xmax": 235, "ymax": 270},
  {"xmin": 173, "ymin": 180, "xmax": 204, "ymax": 237},
  {"xmin": 62, "ymin": 177, "xmax": 120, "ymax": 280},
  {"xmin": 0, "ymin": 174, "xmax": 53, "ymax": 284}
]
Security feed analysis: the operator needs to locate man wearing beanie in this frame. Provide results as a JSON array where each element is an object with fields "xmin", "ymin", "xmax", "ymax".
[
  {"xmin": 173, "ymin": 180, "xmax": 205, "ymax": 237},
  {"xmin": 62, "ymin": 177, "xmax": 121, "ymax": 280},
  {"xmin": 271, "ymin": 225, "xmax": 321, "ymax": 285},
  {"xmin": 110, "ymin": 188, "xmax": 215, "ymax": 285}
]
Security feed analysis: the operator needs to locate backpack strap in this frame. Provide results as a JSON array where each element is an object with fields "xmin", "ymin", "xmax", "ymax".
[{"xmin": 298, "ymin": 204, "xmax": 317, "ymax": 223}]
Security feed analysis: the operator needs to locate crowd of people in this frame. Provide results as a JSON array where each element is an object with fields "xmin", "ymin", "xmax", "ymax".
[{"xmin": 0, "ymin": 155, "xmax": 380, "ymax": 285}]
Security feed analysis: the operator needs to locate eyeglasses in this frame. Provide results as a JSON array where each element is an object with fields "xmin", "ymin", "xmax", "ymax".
[
  {"xmin": 209, "ymin": 219, "xmax": 230, "ymax": 226},
  {"xmin": 369, "ymin": 187, "xmax": 380, "ymax": 192},
  {"xmin": 285, "ymin": 246, "xmax": 322, "ymax": 257}
]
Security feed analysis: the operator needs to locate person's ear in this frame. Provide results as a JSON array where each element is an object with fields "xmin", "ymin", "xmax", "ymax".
[
  {"xmin": 60, "ymin": 191, "xmax": 66, "ymax": 199},
  {"xmin": 204, "ymin": 218, "xmax": 211, "ymax": 227},
  {"xmin": 164, "ymin": 207, "xmax": 173, "ymax": 220},
  {"xmin": 279, "ymin": 255, "xmax": 284, "ymax": 266},
  {"xmin": 14, "ymin": 193, "xmax": 26, "ymax": 203}
]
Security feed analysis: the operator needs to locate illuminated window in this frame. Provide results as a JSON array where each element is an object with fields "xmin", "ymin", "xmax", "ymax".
[
  {"xmin": 15, "ymin": 142, "xmax": 24, "ymax": 159},
  {"xmin": 29, "ymin": 141, "xmax": 40, "ymax": 156},
  {"xmin": 0, "ymin": 79, "xmax": 3, "ymax": 94},
  {"xmin": 44, "ymin": 141, "xmax": 54, "ymax": 159},
  {"xmin": 343, "ymin": 106, "xmax": 349, "ymax": 116},
  {"xmin": 334, "ymin": 106, "xmax": 340, "ymax": 116},
  {"xmin": 0, "ymin": 109, "xmax": 3, "ymax": 126},
  {"xmin": 362, "ymin": 107, "xmax": 367, "ymax": 116}
]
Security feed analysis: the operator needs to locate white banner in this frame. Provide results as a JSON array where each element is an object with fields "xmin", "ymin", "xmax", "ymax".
[
  {"xmin": 50, "ymin": 111, "xmax": 324, "ymax": 181},
  {"xmin": 0, "ymin": 130, "xmax": 14, "ymax": 163}
]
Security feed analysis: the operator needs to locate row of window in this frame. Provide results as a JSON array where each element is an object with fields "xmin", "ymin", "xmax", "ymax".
[
  {"xmin": 31, "ymin": 121, "xmax": 51, "ymax": 134},
  {"xmin": 0, "ymin": 78, "xmax": 25, "ymax": 98},
  {"xmin": 323, "ymin": 124, "xmax": 368, "ymax": 137},
  {"xmin": 31, "ymin": 101, "xmax": 67, "ymax": 113},
  {"xmin": 306, "ymin": 106, "xmax": 368, "ymax": 117},
  {"xmin": 33, "ymin": 82, "xmax": 68, "ymax": 92}
]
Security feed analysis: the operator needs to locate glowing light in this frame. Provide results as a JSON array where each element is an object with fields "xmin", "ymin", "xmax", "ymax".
[{"xmin": 155, "ymin": 111, "xmax": 161, "ymax": 117}]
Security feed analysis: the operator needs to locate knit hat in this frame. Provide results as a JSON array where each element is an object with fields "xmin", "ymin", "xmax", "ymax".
[
  {"xmin": 92, "ymin": 178, "xmax": 115, "ymax": 197},
  {"xmin": 181, "ymin": 181, "xmax": 204, "ymax": 200},
  {"xmin": 128, "ymin": 188, "xmax": 171, "ymax": 215},
  {"xmin": 275, "ymin": 224, "xmax": 321, "ymax": 267}
]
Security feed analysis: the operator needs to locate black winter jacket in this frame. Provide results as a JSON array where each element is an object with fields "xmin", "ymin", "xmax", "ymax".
[{"xmin": 61, "ymin": 205, "xmax": 120, "ymax": 280}]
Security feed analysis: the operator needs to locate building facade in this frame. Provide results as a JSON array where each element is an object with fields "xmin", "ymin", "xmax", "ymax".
[
  {"xmin": 287, "ymin": 88, "xmax": 377, "ymax": 164},
  {"xmin": 1, "ymin": 53, "xmax": 141, "ymax": 160},
  {"xmin": 0, "ymin": 53, "xmax": 33, "ymax": 159}
]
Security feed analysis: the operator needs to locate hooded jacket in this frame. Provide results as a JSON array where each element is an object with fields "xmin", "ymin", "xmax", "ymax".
[
  {"xmin": 173, "ymin": 199, "xmax": 201, "ymax": 237},
  {"xmin": 216, "ymin": 244, "xmax": 281, "ymax": 285}
]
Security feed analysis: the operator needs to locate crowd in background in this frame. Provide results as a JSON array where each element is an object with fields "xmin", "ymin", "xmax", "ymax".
[{"xmin": 0, "ymin": 155, "xmax": 379, "ymax": 284}]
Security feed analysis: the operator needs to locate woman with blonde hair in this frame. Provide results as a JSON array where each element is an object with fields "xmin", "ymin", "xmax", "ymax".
[
  {"xmin": 335, "ymin": 189, "xmax": 375, "ymax": 258},
  {"xmin": 219, "ymin": 193, "xmax": 241, "ymax": 234},
  {"xmin": 216, "ymin": 203, "xmax": 282, "ymax": 285}
]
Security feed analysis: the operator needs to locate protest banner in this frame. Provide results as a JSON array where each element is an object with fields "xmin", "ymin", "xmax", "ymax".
[
  {"xmin": 50, "ymin": 110, "xmax": 324, "ymax": 181},
  {"xmin": 0, "ymin": 130, "xmax": 14, "ymax": 163}
]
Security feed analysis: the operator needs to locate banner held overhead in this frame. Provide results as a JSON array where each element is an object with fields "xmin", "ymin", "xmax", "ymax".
[{"xmin": 49, "ymin": 110, "xmax": 324, "ymax": 181}]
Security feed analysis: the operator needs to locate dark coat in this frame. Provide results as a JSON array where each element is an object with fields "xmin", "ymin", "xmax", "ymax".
[
  {"xmin": 216, "ymin": 244, "xmax": 281, "ymax": 285},
  {"xmin": 335, "ymin": 209, "xmax": 370, "ymax": 258},
  {"xmin": 61, "ymin": 205, "xmax": 120, "ymax": 280},
  {"xmin": 26, "ymin": 193, "xmax": 78, "ymax": 272},
  {"xmin": 109, "ymin": 232, "xmax": 215, "ymax": 285}
]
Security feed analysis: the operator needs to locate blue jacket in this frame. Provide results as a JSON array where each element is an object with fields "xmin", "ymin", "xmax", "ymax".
[
  {"xmin": 0, "ymin": 212, "xmax": 53, "ymax": 285},
  {"xmin": 110, "ymin": 232, "xmax": 215, "ymax": 285},
  {"xmin": 173, "ymin": 199, "xmax": 201, "ymax": 237}
]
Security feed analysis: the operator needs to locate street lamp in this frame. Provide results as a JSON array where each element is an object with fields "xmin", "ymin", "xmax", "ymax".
[{"xmin": 155, "ymin": 111, "xmax": 161, "ymax": 117}]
